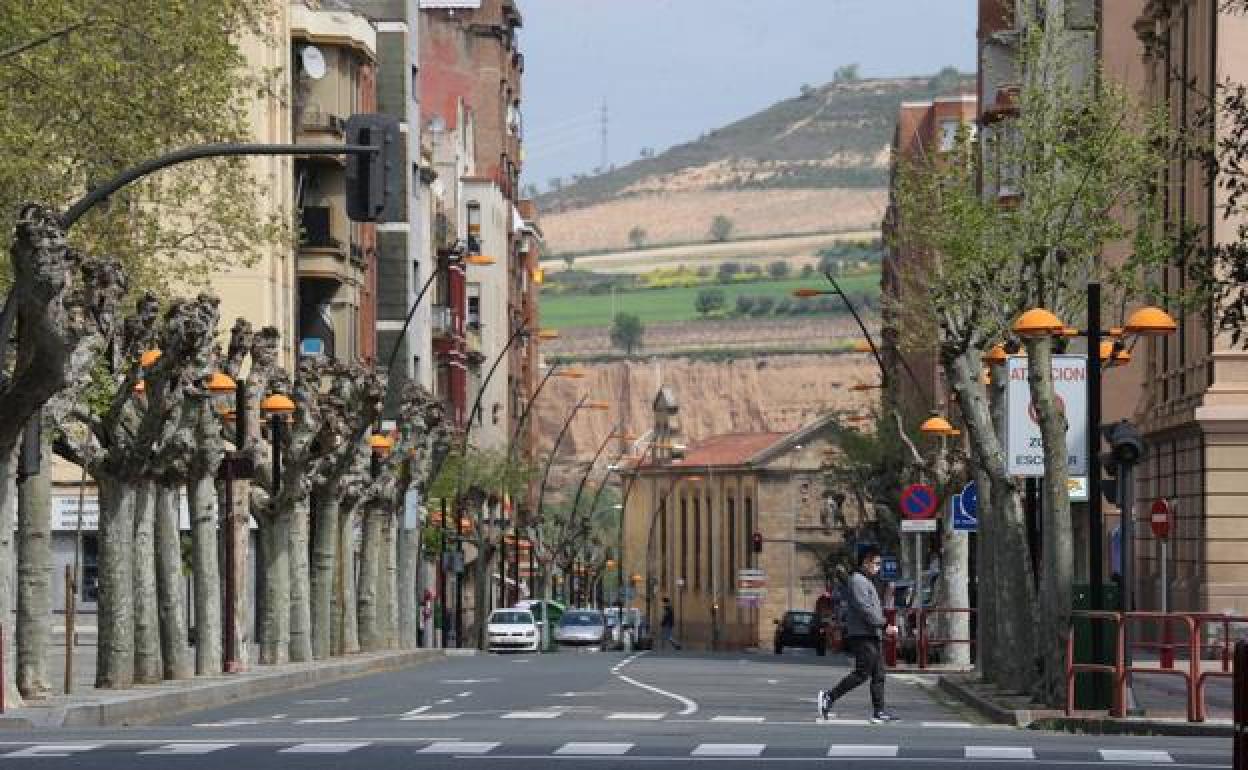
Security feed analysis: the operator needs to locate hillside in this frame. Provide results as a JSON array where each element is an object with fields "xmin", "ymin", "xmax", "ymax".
[{"xmin": 539, "ymin": 72, "xmax": 972, "ymax": 210}]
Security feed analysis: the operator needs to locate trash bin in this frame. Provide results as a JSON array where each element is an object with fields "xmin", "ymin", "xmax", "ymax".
[{"xmin": 1072, "ymin": 583, "xmax": 1120, "ymax": 710}]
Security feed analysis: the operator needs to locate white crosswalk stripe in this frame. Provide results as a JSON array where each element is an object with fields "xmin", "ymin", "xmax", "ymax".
[
  {"xmin": 711, "ymin": 715, "xmax": 765, "ymax": 723},
  {"xmin": 1099, "ymin": 749, "xmax": 1174, "ymax": 763},
  {"xmin": 501, "ymin": 710, "xmax": 561, "ymax": 719},
  {"xmin": 966, "ymin": 746, "xmax": 1036, "ymax": 760},
  {"xmin": 691, "ymin": 743, "xmax": 766, "ymax": 757},
  {"xmin": 294, "ymin": 717, "xmax": 358, "ymax": 724},
  {"xmin": 920, "ymin": 721, "xmax": 977, "ymax": 728},
  {"xmin": 140, "ymin": 743, "xmax": 235, "ymax": 755},
  {"xmin": 400, "ymin": 712, "xmax": 461, "ymax": 720},
  {"xmin": 826, "ymin": 744, "xmax": 900, "ymax": 757},
  {"xmin": 280, "ymin": 743, "xmax": 369, "ymax": 754},
  {"xmin": 606, "ymin": 712, "xmax": 665, "ymax": 720},
  {"xmin": 418, "ymin": 741, "xmax": 499, "ymax": 754},
  {"xmin": 555, "ymin": 742, "xmax": 634, "ymax": 755},
  {"xmin": 2, "ymin": 745, "xmax": 100, "ymax": 758}
]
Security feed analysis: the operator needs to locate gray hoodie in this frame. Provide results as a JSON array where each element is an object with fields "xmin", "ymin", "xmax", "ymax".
[{"xmin": 843, "ymin": 570, "xmax": 886, "ymax": 639}]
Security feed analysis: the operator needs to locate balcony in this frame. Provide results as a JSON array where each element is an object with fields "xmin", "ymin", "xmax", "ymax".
[
  {"xmin": 431, "ymin": 305, "xmax": 454, "ymax": 338},
  {"xmin": 294, "ymin": 104, "xmax": 348, "ymax": 159},
  {"xmin": 298, "ymin": 205, "xmax": 350, "ymax": 282}
]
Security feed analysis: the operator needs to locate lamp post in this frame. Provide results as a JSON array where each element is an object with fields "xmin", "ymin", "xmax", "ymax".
[
  {"xmin": 207, "ymin": 371, "xmax": 248, "ymax": 674},
  {"xmin": 1012, "ymin": 287, "xmax": 1176, "ymax": 705}
]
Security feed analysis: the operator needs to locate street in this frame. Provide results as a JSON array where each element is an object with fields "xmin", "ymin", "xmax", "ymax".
[{"xmin": 0, "ymin": 651, "xmax": 1231, "ymax": 768}]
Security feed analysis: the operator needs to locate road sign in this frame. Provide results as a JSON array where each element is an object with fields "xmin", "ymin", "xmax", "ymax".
[
  {"xmin": 951, "ymin": 493, "xmax": 977, "ymax": 532},
  {"xmin": 961, "ymin": 481, "xmax": 978, "ymax": 516},
  {"xmin": 736, "ymin": 568, "xmax": 767, "ymax": 607},
  {"xmin": 900, "ymin": 519, "xmax": 938, "ymax": 533},
  {"xmin": 880, "ymin": 555, "xmax": 900, "ymax": 581},
  {"xmin": 899, "ymin": 483, "xmax": 938, "ymax": 520},
  {"xmin": 1150, "ymin": 498, "xmax": 1172, "ymax": 539},
  {"xmin": 1006, "ymin": 355, "xmax": 1089, "ymax": 477}
]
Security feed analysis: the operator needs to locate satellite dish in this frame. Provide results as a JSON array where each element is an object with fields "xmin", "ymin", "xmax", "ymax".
[{"xmin": 300, "ymin": 46, "xmax": 327, "ymax": 80}]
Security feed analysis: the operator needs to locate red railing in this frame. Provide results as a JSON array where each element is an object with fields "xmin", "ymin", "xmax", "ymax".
[
  {"xmin": 881, "ymin": 607, "xmax": 975, "ymax": 669},
  {"xmin": 917, "ymin": 607, "xmax": 976, "ymax": 669},
  {"xmin": 1066, "ymin": 610, "xmax": 1244, "ymax": 722},
  {"xmin": 1233, "ymin": 640, "xmax": 1245, "ymax": 770}
]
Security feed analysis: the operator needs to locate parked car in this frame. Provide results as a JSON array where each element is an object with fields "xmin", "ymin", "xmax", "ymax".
[
  {"xmin": 514, "ymin": 599, "xmax": 565, "ymax": 649},
  {"xmin": 554, "ymin": 608, "xmax": 608, "ymax": 648},
  {"xmin": 774, "ymin": 610, "xmax": 827, "ymax": 655},
  {"xmin": 486, "ymin": 608, "xmax": 539, "ymax": 653},
  {"xmin": 604, "ymin": 606, "xmax": 641, "ymax": 650}
]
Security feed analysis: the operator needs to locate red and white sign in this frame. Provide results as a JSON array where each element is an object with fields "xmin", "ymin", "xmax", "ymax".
[{"xmin": 1150, "ymin": 498, "xmax": 1172, "ymax": 539}]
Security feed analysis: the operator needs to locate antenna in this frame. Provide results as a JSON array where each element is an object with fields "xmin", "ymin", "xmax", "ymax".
[{"xmin": 600, "ymin": 100, "xmax": 608, "ymax": 172}]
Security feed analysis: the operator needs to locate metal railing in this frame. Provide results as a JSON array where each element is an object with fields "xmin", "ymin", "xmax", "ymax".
[
  {"xmin": 1233, "ymin": 640, "xmax": 1245, "ymax": 770},
  {"xmin": 880, "ymin": 607, "xmax": 975, "ymax": 669}
]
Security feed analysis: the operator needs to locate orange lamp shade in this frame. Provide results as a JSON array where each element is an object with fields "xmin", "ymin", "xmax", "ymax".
[
  {"xmin": 260, "ymin": 393, "xmax": 296, "ymax": 416},
  {"xmin": 206, "ymin": 372, "xmax": 237, "ymax": 394},
  {"xmin": 1012, "ymin": 308, "xmax": 1066, "ymax": 337},
  {"xmin": 982, "ymin": 344, "xmax": 1008, "ymax": 365},
  {"xmin": 919, "ymin": 414, "xmax": 955, "ymax": 435},
  {"xmin": 370, "ymin": 434, "xmax": 395, "ymax": 454},
  {"xmin": 465, "ymin": 254, "xmax": 496, "ymax": 266},
  {"xmin": 140, "ymin": 349, "xmax": 162, "ymax": 368},
  {"xmin": 1123, "ymin": 306, "xmax": 1177, "ymax": 336}
]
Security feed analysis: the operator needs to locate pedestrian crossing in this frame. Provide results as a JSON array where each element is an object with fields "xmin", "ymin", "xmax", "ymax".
[
  {"xmin": 194, "ymin": 711, "xmax": 980, "ymax": 727},
  {"xmin": 0, "ymin": 741, "xmax": 1202, "ymax": 763}
]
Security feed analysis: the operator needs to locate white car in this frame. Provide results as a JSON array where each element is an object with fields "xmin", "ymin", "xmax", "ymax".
[{"xmin": 486, "ymin": 608, "xmax": 540, "ymax": 653}]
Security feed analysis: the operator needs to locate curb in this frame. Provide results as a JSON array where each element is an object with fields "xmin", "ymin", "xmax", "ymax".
[
  {"xmin": 937, "ymin": 675, "xmax": 1235, "ymax": 737},
  {"xmin": 1, "ymin": 649, "xmax": 449, "ymax": 729}
]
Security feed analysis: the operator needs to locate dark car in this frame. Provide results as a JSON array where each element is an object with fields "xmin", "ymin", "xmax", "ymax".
[{"xmin": 774, "ymin": 610, "xmax": 827, "ymax": 655}]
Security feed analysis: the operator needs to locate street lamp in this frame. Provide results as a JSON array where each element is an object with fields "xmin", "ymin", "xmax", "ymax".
[
  {"xmin": 1013, "ymin": 285, "xmax": 1176, "ymax": 705},
  {"xmin": 206, "ymin": 370, "xmax": 249, "ymax": 674},
  {"xmin": 918, "ymin": 412, "xmax": 956, "ymax": 437},
  {"xmin": 260, "ymin": 392, "xmax": 296, "ymax": 495}
]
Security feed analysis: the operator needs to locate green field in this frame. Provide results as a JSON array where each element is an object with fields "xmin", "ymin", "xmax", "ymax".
[{"xmin": 539, "ymin": 272, "xmax": 880, "ymax": 329}]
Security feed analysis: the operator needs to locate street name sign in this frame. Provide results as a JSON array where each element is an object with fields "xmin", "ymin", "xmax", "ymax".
[
  {"xmin": 900, "ymin": 519, "xmax": 938, "ymax": 533},
  {"xmin": 1006, "ymin": 355, "xmax": 1088, "ymax": 477}
]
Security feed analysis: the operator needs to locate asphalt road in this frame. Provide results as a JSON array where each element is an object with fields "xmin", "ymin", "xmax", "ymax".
[{"xmin": 0, "ymin": 649, "xmax": 1232, "ymax": 768}]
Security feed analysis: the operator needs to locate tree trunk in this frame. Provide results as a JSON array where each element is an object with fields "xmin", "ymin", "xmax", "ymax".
[
  {"xmin": 96, "ymin": 475, "xmax": 136, "ymax": 689},
  {"xmin": 337, "ymin": 507, "xmax": 359, "ymax": 655},
  {"xmin": 310, "ymin": 494, "xmax": 338, "ymax": 659},
  {"xmin": 258, "ymin": 514, "xmax": 291, "ymax": 665},
  {"xmin": 1023, "ymin": 335, "xmax": 1073, "ymax": 705},
  {"xmin": 16, "ymin": 437, "xmax": 52, "ymax": 699},
  {"xmin": 380, "ymin": 515, "xmax": 398, "ymax": 648},
  {"xmin": 970, "ymin": 457, "xmax": 996, "ymax": 681},
  {"xmin": 1, "ymin": 447, "xmax": 24, "ymax": 708},
  {"xmin": 288, "ymin": 497, "xmax": 312, "ymax": 662},
  {"xmin": 937, "ymin": 521, "xmax": 971, "ymax": 665},
  {"xmin": 358, "ymin": 511, "xmax": 383, "ymax": 652},
  {"xmin": 132, "ymin": 480, "xmax": 162, "ymax": 684},
  {"xmin": 947, "ymin": 350, "xmax": 1037, "ymax": 693},
  {"xmin": 188, "ymin": 474, "xmax": 222, "ymax": 676},
  {"xmin": 155, "ymin": 484, "xmax": 191, "ymax": 679},
  {"xmin": 397, "ymin": 512, "xmax": 417, "ymax": 649}
]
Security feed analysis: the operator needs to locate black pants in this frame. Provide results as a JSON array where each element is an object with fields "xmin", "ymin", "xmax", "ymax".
[{"xmin": 828, "ymin": 636, "xmax": 885, "ymax": 711}]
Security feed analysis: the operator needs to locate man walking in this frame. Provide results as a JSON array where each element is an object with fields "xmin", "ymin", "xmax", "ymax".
[
  {"xmin": 818, "ymin": 546, "xmax": 898, "ymax": 723},
  {"xmin": 660, "ymin": 597, "xmax": 681, "ymax": 650}
]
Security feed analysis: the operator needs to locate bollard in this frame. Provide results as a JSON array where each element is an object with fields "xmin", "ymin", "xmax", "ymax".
[{"xmin": 1234, "ymin": 640, "xmax": 1246, "ymax": 770}]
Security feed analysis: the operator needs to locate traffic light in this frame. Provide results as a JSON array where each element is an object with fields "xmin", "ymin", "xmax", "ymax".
[
  {"xmin": 752, "ymin": 532, "xmax": 763, "ymax": 553},
  {"xmin": 1099, "ymin": 419, "xmax": 1144, "ymax": 505},
  {"xmin": 345, "ymin": 113, "xmax": 401, "ymax": 223}
]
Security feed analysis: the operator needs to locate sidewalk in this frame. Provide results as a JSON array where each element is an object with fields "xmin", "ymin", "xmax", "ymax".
[
  {"xmin": 937, "ymin": 674, "xmax": 1234, "ymax": 737},
  {"xmin": 2, "ymin": 638, "xmax": 450, "ymax": 729}
]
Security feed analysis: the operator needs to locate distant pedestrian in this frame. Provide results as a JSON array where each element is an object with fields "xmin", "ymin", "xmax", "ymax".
[
  {"xmin": 818, "ymin": 546, "xmax": 898, "ymax": 723},
  {"xmin": 660, "ymin": 597, "xmax": 681, "ymax": 650}
]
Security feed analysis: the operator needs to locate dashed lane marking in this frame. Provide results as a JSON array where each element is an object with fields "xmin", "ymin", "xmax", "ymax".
[
  {"xmin": 920, "ymin": 721, "xmax": 977, "ymax": 729},
  {"xmin": 501, "ymin": 711, "xmax": 561, "ymax": 719},
  {"xmin": 691, "ymin": 743, "xmax": 765, "ymax": 757},
  {"xmin": 140, "ymin": 743, "xmax": 235, "ymax": 755},
  {"xmin": 294, "ymin": 717, "xmax": 358, "ymax": 724},
  {"xmin": 1099, "ymin": 749, "xmax": 1175, "ymax": 763},
  {"xmin": 711, "ymin": 716, "xmax": 766, "ymax": 723},
  {"xmin": 418, "ymin": 741, "xmax": 498, "ymax": 754},
  {"xmin": 2, "ymin": 745, "xmax": 101, "ymax": 758},
  {"xmin": 606, "ymin": 712, "xmax": 666, "ymax": 720},
  {"xmin": 456, "ymin": 691, "xmax": 473, "ymax": 697},
  {"xmin": 279, "ymin": 743, "xmax": 369, "ymax": 753},
  {"xmin": 826, "ymin": 745, "xmax": 900, "ymax": 758},
  {"xmin": 966, "ymin": 746, "xmax": 1036, "ymax": 760},
  {"xmin": 554, "ymin": 742, "xmax": 634, "ymax": 756},
  {"xmin": 399, "ymin": 713, "xmax": 461, "ymax": 721}
]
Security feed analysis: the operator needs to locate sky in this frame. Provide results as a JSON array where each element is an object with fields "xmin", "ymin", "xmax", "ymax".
[{"xmin": 518, "ymin": 0, "xmax": 978, "ymax": 190}]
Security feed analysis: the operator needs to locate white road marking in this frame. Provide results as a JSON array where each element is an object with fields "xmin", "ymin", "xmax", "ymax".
[
  {"xmin": 766, "ymin": 679, "xmax": 779, "ymax": 684},
  {"xmin": 818, "ymin": 718, "xmax": 871, "ymax": 726},
  {"xmin": 966, "ymin": 746, "xmax": 1036, "ymax": 760},
  {"xmin": 691, "ymin": 743, "xmax": 765, "ymax": 757},
  {"xmin": 440, "ymin": 678, "xmax": 499, "ymax": 684},
  {"xmin": 606, "ymin": 712, "xmax": 666, "ymax": 720},
  {"xmin": 920, "ymin": 721, "xmax": 977, "ymax": 728},
  {"xmin": 294, "ymin": 717, "xmax": 358, "ymax": 724},
  {"xmin": 2, "ymin": 744, "xmax": 100, "ymax": 758},
  {"xmin": 270, "ymin": 714, "xmax": 287, "ymax": 719},
  {"xmin": 1099, "ymin": 749, "xmax": 1174, "ymax": 763},
  {"xmin": 554, "ymin": 691, "xmax": 605, "ymax": 697},
  {"xmin": 501, "ymin": 711, "xmax": 561, "ymax": 719},
  {"xmin": 193, "ymin": 718, "xmax": 265, "ymax": 728},
  {"xmin": 555, "ymin": 742, "xmax": 634, "ymax": 756},
  {"xmin": 400, "ymin": 713, "xmax": 461, "ymax": 721},
  {"xmin": 418, "ymin": 741, "xmax": 498, "ymax": 754},
  {"xmin": 616, "ymin": 673, "xmax": 699, "ymax": 715},
  {"xmin": 456, "ymin": 691, "xmax": 473, "ymax": 697},
  {"xmin": 140, "ymin": 743, "xmax": 235, "ymax": 755},
  {"xmin": 401, "ymin": 706, "xmax": 432, "ymax": 716},
  {"xmin": 436, "ymin": 698, "xmax": 454, "ymax": 704},
  {"xmin": 826, "ymin": 745, "xmax": 900, "ymax": 757},
  {"xmin": 295, "ymin": 697, "xmax": 350, "ymax": 704},
  {"xmin": 280, "ymin": 742, "xmax": 369, "ymax": 753},
  {"xmin": 711, "ymin": 716, "xmax": 766, "ymax": 723}
]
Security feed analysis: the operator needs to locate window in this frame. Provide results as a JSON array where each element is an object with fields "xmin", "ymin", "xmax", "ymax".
[
  {"xmin": 939, "ymin": 119, "xmax": 960, "ymax": 152},
  {"xmin": 744, "ymin": 496, "xmax": 754, "ymax": 568},
  {"xmin": 680, "ymin": 497, "xmax": 688, "ymax": 583},
  {"xmin": 727, "ymin": 497, "xmax": 736, "ymax": 594},
  {"xmin": 467, "ymin": 282, "xmax": 481, "ymax": 329},
  {"xmin": 693, "ymin": 497, "xmax": 701, "ymax": 590}
]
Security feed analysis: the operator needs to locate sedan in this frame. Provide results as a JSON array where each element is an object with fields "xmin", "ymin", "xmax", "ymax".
[
  {"xmin": 554, "ymin": 609, "xmax": 607, "ymax": 649},
  {"xmin": 486, "ymin": 609, "xmax": 539, "ymax": 653}
]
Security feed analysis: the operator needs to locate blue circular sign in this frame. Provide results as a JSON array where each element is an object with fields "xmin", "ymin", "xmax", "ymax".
[
  {"xmin": 900, "ymin": 483, "xmax": 938, "ymax": 519},
  {"xmin": 961, "ymin": 481, "xmax": 978, "ymax": 516}
]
